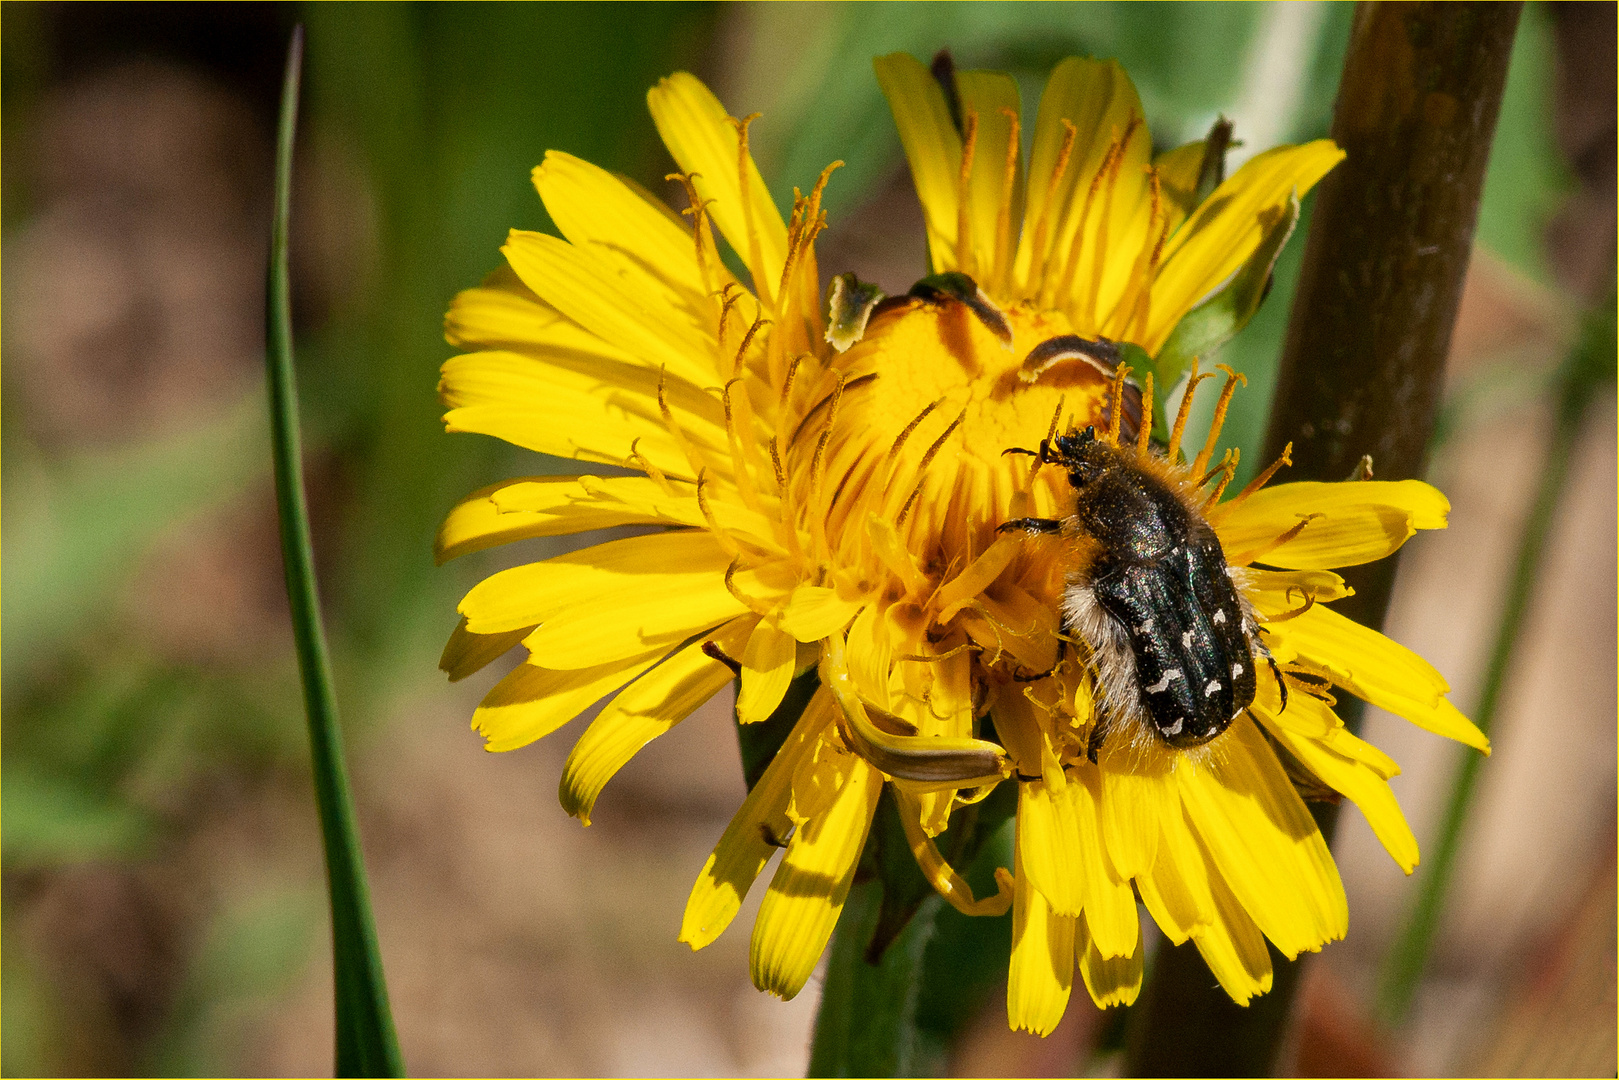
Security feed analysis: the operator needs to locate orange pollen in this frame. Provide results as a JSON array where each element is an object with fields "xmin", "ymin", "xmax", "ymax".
[
  {"xmin": 1229, "ymin": 442, "xmax": 1294, "ymax": 507},
  {"xmin": 1192, "ymin": 364, "xmax": 1247, "ymax": 477}
]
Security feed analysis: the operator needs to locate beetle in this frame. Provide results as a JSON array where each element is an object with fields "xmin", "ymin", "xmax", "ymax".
[{"xmin": 1000, "ymin": 425, "xmax": 1272, "ymax": 753}]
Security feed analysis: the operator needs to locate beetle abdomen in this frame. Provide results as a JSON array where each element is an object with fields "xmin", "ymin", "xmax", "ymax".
[{"xmin": 1090, "ymin": 539, "xmax": 1256, "ymax": 748}]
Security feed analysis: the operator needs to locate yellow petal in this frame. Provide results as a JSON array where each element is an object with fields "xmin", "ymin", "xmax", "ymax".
[
  {"xmin": 1096, "ymin": 740, "xmax": 1171, "ymax": 881},
  {"xmin": 435, "ymin": 473, "xmax": 774, "ymax": 565},
  {"xmin": 874, "ymin": 53, "xmax": 963, "ymax": 275},
  {"xmin": 750, "ymin": 753, "xmax": 881, "ymax": 999},
  {"xmin": 436, "ymin": 478, "xmax": 558, "ymax": 564},
  {"xmin": 1177, "ymin": 716, "xmax": 1347, "ymax": 958},
  {"xmin": 955, "ymin": 69, "xmax": 1023, "ymax": 285},
  {"xmin": 1007, "ymin": 857, "xmax": 1075, "ymax": 1036},
  {"xmin": 521, "ymin": 572, "xmax": 747, "ymax": 670},
  {"xmin": 533, "ymin": 150, "xmax": 711, "ymax": 304},
  {"xmin": 777, "ymin": 584, "xmax": 864, "ymax": 642},
  {"xmin": 647, "ymin": 73, "xmax": 789, "ymax": 307},
  {"xmin": 1136, "ymin": 820, "xmax": 1204, "ymax": 947},
  {"xmin": 681, "ymin": 685, "xmax": 831, "ymax": 949},
  {"xmin": 1323, "ymin": 723, "xmax": 1401, "ymax": 780},
  {"xmin": 1149, "ymin": 140, "xmax": 1344, "ymax": 351},
  {"xmin": 1075, "ymin": 914, "xmax": 1143, "ymax": 1009},
  {"xmin": 736, "ymin": 618, "xmax": 796, "ymax": 723},
  {"xmin": 439, "ymin": 350, "xmax": 717, "ymax": 479},
  {"xmin": 1242, "ymin": 567, "xmax": 1354, "ymax": 607},
  {"xmin": 443, "ymin": 263, "xmax": 550, "ymax": 351},
  {"xmin": 458, "ymin": 530, "xmax": 729, "ymax": 635},
  {"xmin": 1070, "ymin": 768, "xmax": 1140, "ymax": 959},
  {"xmin": 1257, "ymin": 710, "xmax": 1419, "ymax": 873},
  {"xmin": 1017, "ymin": 778, "xmax": 1085, "ymax": 916},
  {"xmin": 1217, "ymin": 479, "xmax": 1449, "ymax": 569},
  {"xmin": 1189, "ymin": 867, "xmax": 1274, "ymax": 1005},
  {"xmin": 559, "ymin": 626, "xmax": 745, "ymax": 824},
  {"xmin": 1265, "ymin": 604, "xmax": 1490, "ymax": 754},
  {"xmin": 1257, "ymin": 678, "xmax": 1342, "ymax": 741},
  {"xmin": 439, "ymin": 616, "xmax": 531, "ymax": 681},
  {"xmin": 473, "ymin": 648, "xmax": 669, "ymax": 753},
  {"xmin": 894, "ymin": 787, "xmax": 1014, "ymax": 916},
  {"xmin": 1014, "ymin": 58, "xmax": 1144, "ymax": 298},
  {"xmin": 844, "ymin": 602, "xmax": 893, "ymax": 712},
  {"xmin": 502, "ymin": 230, "xmax": 715, "ymax": 386},
  {"xmin": 496, "ymin": 474, "xmax": 776, "ymax": 548}
]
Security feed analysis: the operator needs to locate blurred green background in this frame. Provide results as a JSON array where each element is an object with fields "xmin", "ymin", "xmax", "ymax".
[{"xmin": 2, "ymin": 3, "xmax": 1612, "ymax": 1075}]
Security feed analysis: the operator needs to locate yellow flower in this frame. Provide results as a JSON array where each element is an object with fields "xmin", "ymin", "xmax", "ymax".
[{"xmin": 436, "ymin": 54, "xmax": 1488, "ymax": 1031}]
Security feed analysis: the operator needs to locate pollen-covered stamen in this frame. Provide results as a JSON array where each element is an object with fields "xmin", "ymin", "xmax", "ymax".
[
  {"xmin": 1227, "ymin": 441, "xmax": 1293, "ymax": 508},
  {"xmin": 1203, "ymin": 446, "xmax": 1241, "ymax": 504},
  {"xmin": 1191, "ymin": 365, "xmax": 1247, "ymax": 478},
  {"xmin": 775, "ymin": 352, "xmax": 807, "ymax": 450},
  {"xmin": 766, "ymin": 435, "xmax": 787, "ymax": 492},
  {"xmin": 777, "ymin": 161, "xmax": 842, "ymax": 309},
  {"xmin": 894, "ymin": 640, "xmax": 981, "ymax": 665},
  {"xmin": 991, "ymin": 107, "xmax": 1021, "ymax": 297},
  {"xmin": 1046, "ymin": 130, "xmax": 1120, "ymax": 312},
  {"xmin": 1259, "ymin": 586, "xmax": 1318, "ymax": 625},
  {"xmin": 808, "ymin": 371, "xmax": 849, "ymax": 503},
  {"xmin": 955, "ymin": 110, "xmax": 980, "ymax": 278},
  {"xmin": 893, "ymin": 788, "xmax": 1014, "ymax": 917},
  {"xmin": 723, "ymin": 557, "xmax": 778, "ymax": 617},
  {"xmin": 726, "ymin": 112, "xmax": 773, "ymax": 308},
  {"xmin": 656, "ymin": 367, "xmax": 712, "ymax": 481},
  {"xmin": 1195, "ymin": 445, "xmax": 1238, "ymax": 489},
  {"xmin": 696, "ymin": 468, "xmax": 743, "ymax": 559},
  {"xmin": 1082, "ymin": 116, "xmax": 1142, "ymax": 329},
  {"xmin": 628, "ymin": 436, "xmax": 676, "ymax": 498},
  {"xmin": 1110, "ymin": 167, "xmax": 1167, "ymax": 341},
  {"xmin": 1135, "ymin": 372, "xmax": 1155, "ymax": 454},
  {"xmin": 668, "ymin": 171, "xmax": 721, "ymax": 297},
  {"xmin": 886, "ymin": 397, "xmax": 945, "ymax": 483},
  {"xmin": 730, "ymin": 315, "xmax": 769, "ymax": 380},
  {"xmin": 1105, "ymin": 363, "xmax": 1133, "ymax": 445},
  {"xmin": 714, "ymin": 281, "xmax": 744, "ymax": 353},
  {"xmin": 721, "ymin": 378, "xmax": 766, "ymax": 514},
  {"xmin": 895, "ymin": 408, "xmax": 967, "ymax": 528},
  {"xmin": 1167, "ymin": 357, "xmax": 1214, "ymax": 462},
  {"xmin": 1237, "ymin": 512, "xmax": 1324, "ymax": 565},
  {"xmin": 805, "ymin": 371, "xmax": 850, "ymax": 559},
  {"xmin": 1026, "ymin": 118, "xmax": 1078, "ymax": 295}
]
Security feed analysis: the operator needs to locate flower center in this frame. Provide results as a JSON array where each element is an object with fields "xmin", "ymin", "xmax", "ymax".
[{"xmin": 800, "ymin": 296, "xmax": 1115, "ymax": 571}]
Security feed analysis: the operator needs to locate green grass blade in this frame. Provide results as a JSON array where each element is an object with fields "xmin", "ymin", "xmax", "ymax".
[{"xmin": 267, "ymin": 25, "xmax": 404, "ymax": 1078}]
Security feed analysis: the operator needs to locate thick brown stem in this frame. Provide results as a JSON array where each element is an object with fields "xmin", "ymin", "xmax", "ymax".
[
  {"xmin": 1124, "ymin": 4, "xmax": 1521, "ymax": 1075},
  {"xmin": 1262, "ymin": 0, "xmax": 1524, "ymax": 632}
]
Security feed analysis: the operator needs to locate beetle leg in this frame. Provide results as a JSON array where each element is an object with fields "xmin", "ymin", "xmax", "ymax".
[{"xmin": 1251, "ymin": 632, "xmax": 1288, "ymax": 713}]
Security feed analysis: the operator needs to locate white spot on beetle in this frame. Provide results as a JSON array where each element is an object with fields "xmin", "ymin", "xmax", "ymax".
[
  {"xmin": 1204, "ymin": 679, "xmax": 1222, "ymax": 696},
  {"xmin": 1232, "ymin": 662, "xmax": 1245, "ymax": 677},
  {"xmin": 1182, "ymin": 629, "xmax": 1195, "ymax": 648},
  {"xmin": 1144, "ymin": 669, "xmax": 1183, "ymax": 694},
  {"xmin": 1212, "ymin": 609, "xmax": 1227, "ymax": 625},
  {"xmin": 1163, "ymin": 717, "xmax": 1184, "ymax": 736},
  {"xmin": 1137, "ymin": 617, "xmax": 1154, "ymax": 633}
]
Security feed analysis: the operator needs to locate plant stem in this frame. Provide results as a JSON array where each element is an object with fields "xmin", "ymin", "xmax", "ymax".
[
  {"xmin": 267, "ymin": 26, "xmax": 404, "ymax": 1078},
  {"xmin": 1375, "ymin": 294, "xmax": 1615, "ymax": 1026},
  {"xmin": 809, "ymin": 884, "xmax": 942, "ymax": 1078},
  {"xmin": 1125, "ymin": 4, "xmax": 1522, "ymax": 1075}
]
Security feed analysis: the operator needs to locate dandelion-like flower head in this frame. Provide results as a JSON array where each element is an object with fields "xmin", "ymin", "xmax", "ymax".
[{"xmin": 437, "ymin": 54, "xmax": 1488, "ymax": 1029}]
